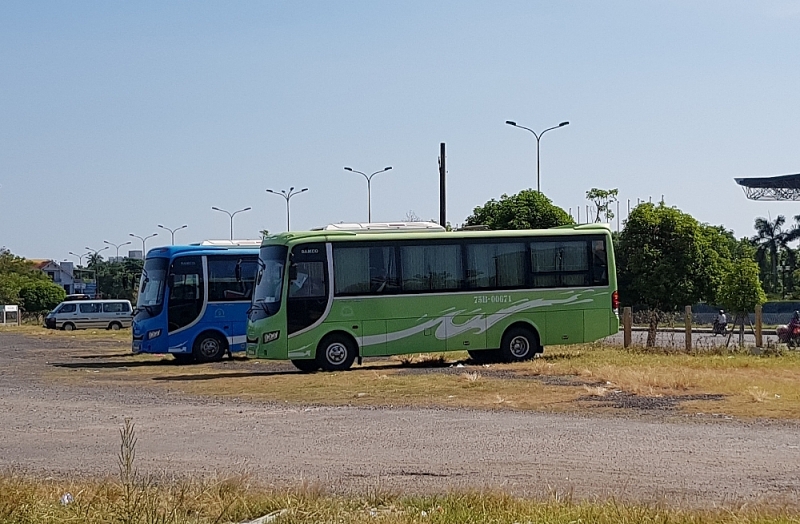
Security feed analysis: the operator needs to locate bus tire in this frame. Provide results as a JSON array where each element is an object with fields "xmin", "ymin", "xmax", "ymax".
[
  {"xmin": 315, "ymin": 333, "xmax": 357, "ymax": 371},
  {"xmin": 467, "ymin": 349, "xmax": 500, "ymax": 364},
  {"xmin": 108, "ymin": 321, "xmax": 122, "ymax": 331},
  {"xmin": 291, "ymin": 359, "xmax": 319, "ymax": 373},
  {"xmin": 62, "ymin": 322, "xmax": 75, "ymax": 331},
  {"xmin": 193, "ymin": 332, "xmax": 227, "ymax": 363},
  {"xmin": 173, "ymin": 353, "xmax": 195, "ymax": 364},
  {"xmin": 500, "ymin": 325, "xmax": 538, "ymax": 363}
]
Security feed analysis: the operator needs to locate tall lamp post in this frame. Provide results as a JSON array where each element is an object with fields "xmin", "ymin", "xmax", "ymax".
[
  {"xmin": 266, "ymin": 188, "xmax": 308, "ymax": 231},
  {"xmin": 344, "ymin": 166, "xmax": 392, "ymax": 222},
  {"xmin": 103, "ymin": 240, "xmax": 132, "ymax": 261},
  {"xmin": 129, "ymin": 232, "xmax": 158, "ymax": 257},
  {"xmin": 505, "ymin": 120, "xmax": 569, "ymax": 193},
  {"xmin": 157, "ymin": 224, "xmax": 188, "ymax": 245},
  {"xmin": 211, "ymin": 206, "xmax": 251, "ymax": 240}
]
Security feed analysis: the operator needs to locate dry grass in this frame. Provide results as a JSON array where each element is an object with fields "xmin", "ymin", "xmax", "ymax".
[{"xmin": 2, "ymin": 472, "xmax": 799, "ymax": 523}]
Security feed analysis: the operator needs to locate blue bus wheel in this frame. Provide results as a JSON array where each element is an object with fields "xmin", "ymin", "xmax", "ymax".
[{"xmin": 193, "ymin": 332, "xmax": 226, "ymax": 363}]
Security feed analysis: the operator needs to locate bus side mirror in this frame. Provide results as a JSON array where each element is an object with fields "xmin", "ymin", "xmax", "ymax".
[
  {"xmin": 235, "ymin": 259, "xmax": 242, "ymax": 282},
  {"xmin": 168, "ymin": 273, "xmax": 175, "ymax": 288},
  {"xmin": 289, "ymin": 264, "xmax": 298, "ymax": 281}
]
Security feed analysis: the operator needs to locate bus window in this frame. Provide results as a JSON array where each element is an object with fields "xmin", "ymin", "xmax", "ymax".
[
  {"xmin": 208, "ymin": 256, "xmax": 257, "ymax": 302},
  {"xmin": 466, "ymin": 242, "xmax": 526, "ymax": 289}
]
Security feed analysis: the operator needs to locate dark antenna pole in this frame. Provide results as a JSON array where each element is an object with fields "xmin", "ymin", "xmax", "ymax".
[{"xmin": 439, "ymin": 142, "xmax": 446, "ymax": 226}]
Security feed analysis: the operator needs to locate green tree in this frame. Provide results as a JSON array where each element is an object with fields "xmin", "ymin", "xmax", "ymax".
[
  {"xmin": 752, "ymin": 215, "xmax": 794, "ymax": 294},
  {"xmin": 19, "ymin": 280, "xmax": 66, "ymax": 315},
  {"xmin": 0, "ymin": 248, "xmax": 49, "ymax": 305},
  {"xmin": 465, "ymin": 189, "xmax": 573, "ymax": 230},
  {"xmin": 718, "ymin": 258, "xmax": 767, "ymax": 345},
  {"xmin": 617, "ymin": 203, "xmax": 732, "ymax": 346},
  {"xmin": 585, "ymin": 188, "xmax": 619, "ymax": 223}
]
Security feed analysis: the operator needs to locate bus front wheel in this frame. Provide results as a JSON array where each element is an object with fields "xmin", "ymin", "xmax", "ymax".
[
  {"xmin": 500, "ymin": 326, "xmax": 538, "ymax": 363},
  {"xmin": 315, "ymin": 333, "xmax": 357, "ymax": 371},
  {"xmin": 193, "ymin": 332, "xmax": 227, "ymax": 363}
]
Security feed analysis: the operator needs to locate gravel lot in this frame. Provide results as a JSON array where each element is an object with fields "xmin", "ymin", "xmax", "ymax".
[{"xmin": 1, "ymin": 331, "xmax": 799, "ymax": 508}]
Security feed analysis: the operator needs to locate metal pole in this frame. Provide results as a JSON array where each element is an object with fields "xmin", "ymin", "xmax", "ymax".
[
  {"xmin": 536, "ymin": 136, "xmax": 541, "ymax": 193},
  {"xmin": 367, "ymin": 178, "xmax": 372, "ymax": 223}
]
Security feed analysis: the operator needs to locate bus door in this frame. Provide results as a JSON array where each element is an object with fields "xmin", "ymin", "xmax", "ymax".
[
  {"xmin": 167, "ymin": 255, "xmax": 205, "ymax": 336},
  {"xmin": 286, "ymin": 243, "xmax": 329, "ymax": 336}
]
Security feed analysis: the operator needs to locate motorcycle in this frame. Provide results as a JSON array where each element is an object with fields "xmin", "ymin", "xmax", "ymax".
[
  {"xmin": 711, "ymin": 320, "xmax": 728, "ymax": 336},
  {"xmin": 777, "ymin": 324, "xmax": 800, "ymax": 347}
]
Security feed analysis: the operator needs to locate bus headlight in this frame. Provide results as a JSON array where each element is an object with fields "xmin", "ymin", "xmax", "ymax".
[
  {"xmin": 262, "ymin": 331, "xmax": 280, "ymax": 344},
  {"xmin": 147, "ymin": 329, "xmax": 162, "ymax": 340}
]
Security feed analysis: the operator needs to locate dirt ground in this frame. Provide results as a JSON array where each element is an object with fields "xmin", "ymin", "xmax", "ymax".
[{"xmin": 1, "ymin": 331, "xmax": 799, "ymax": 508}]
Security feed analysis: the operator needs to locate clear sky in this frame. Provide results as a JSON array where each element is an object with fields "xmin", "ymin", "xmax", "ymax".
[{"xmin": 2, "ymin": 1, "xmax": 800, "ymax": 261}]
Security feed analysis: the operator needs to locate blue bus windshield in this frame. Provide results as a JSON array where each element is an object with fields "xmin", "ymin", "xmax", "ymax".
[{"xmin": 137, "ymin": 258, "xmax": 168, "ymax": 311}]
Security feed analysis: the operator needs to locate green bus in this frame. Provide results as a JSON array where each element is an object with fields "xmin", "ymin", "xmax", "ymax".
[{"xmin": 246, "ymin": 222, "xmax": 618, "ymax": 372}]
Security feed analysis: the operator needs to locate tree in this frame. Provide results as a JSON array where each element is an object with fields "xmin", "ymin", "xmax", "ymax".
[
  {"xmin": 19, "ymin": 280, "xmax": 66, "ymax": 315},
  {"xmin": 586, "ymin": 188, "xmax": 619, "ymax": 223},
  {"xmin": 718, "ymin": 258, "xmax": 767, "ymax": 345},
  {"xmin": 752, "ymin": 215, "xmax": 794, "ymax": 294},
  {"xmin": 0, "ymin": 248, "xmax": 49, "ymax": 305},
  {"xmin": 617, "ymin": 203, "xmax": 732, "ymax": 346},
  {"xmin": 465, "ymin": 189, "xmax": 573, "ymax": 230}
]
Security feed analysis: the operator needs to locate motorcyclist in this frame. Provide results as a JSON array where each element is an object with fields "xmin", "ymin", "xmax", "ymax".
[
  {"xmin": 713, "ymin": 309, "xmax": 727, "ymax": 335},
  {"xmin": 790, "ymin": 311, "xmax": 800, "ymax": 333}
]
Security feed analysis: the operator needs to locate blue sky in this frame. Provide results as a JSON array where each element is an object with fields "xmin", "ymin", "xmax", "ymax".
[{"xmin": 2, "ymin": 1, "xmax": 800, "ymax": 260}]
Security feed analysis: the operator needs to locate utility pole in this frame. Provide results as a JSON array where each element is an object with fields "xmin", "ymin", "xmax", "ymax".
[{"xmin": 439, "ymin": 143, "xmax": 446, "ymax": 227}]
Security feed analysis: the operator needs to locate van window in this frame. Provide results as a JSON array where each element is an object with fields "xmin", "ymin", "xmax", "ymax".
[
  {"xmin": 103, "ymin": 302, "xmax": 130, "ymax": 313},
  {"xmin": 58, "ymin": 303, "xmax": 76, "ymax": 313},
  {"xmin": 79, "ymin": 303, "xmax": 102, "ymax": 313}
]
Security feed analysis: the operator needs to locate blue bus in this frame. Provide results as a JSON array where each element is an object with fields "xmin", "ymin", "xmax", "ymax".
[{"xmin": 132, "ymin": 241, "xmax": 261, "ymax": 363}]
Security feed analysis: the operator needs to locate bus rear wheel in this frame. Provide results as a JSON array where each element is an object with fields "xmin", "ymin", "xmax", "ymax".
[
  {"xmin": 291, "ymin": 359, "xmax": 320, "ymax": 373},
  {"xmin": 500, "ymin": 326, "xmax": 539, "ymax": 363},
  {"xmin": 315, "ymin": 333, "xmax": 357, "ymax": 371},
  {"xmin": 193, "ymin": 332, "xmax": 227, "ymax": 363}
]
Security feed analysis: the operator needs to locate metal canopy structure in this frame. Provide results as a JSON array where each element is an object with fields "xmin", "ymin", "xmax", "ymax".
[{"xmin": 735, "ymin": 173, "xmax": 800, "ymax": 201}]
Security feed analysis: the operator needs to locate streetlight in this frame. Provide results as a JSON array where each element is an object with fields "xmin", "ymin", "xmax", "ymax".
[
  {"xmin": 103, "ymin": 240, "xmax": 132, "ymax": 261},
  {"xmin": 68, "ymin": 251, "xmax": 87, "ymax": 267},
  {"xmin": 157, "ymin": 224, "xmax": 188, "ymax": 245},
  {"xmin": 344, "ymin": 166, "xmax": 392, "ymax": 222},
  {"xmin": 505, "ymin": 120, "xmax": 569, "ymax": 193},
  {"xmin": 85, "ymin": 245, "xmax": 109, "ymax": 298},
  {"xmin": 265, "ymin": 188, "xmax": 307, "ymax": 231},
  {"xmin": 211, "ymin": 206, "xmax": 251, "ymax": 240},
  {"xmin": 129, "ymin": 232, "xmax": 158, "ymax": 257}
]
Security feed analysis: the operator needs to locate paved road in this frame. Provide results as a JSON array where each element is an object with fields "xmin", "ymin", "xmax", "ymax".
[
  {"xmin": 603, "ymin": 329, "xmax": 779, "ymax": 349},
  {"xmin": 1, "ymin": 332, "xmax": 798, "ymax": 508}
]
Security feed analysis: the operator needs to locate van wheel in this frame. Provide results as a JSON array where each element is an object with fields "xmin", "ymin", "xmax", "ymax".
[
  {"xmin": 108, "ymin": 322, "xmax": 122, "ymax": 331},
  {"xmin": 315, "ymin": 333, "xmax": 357, "ymax": 371},
  {"xmin": 500, "ymin": 326, "xmax": 538, "ymax": 363},
  {"xmin": 193, "ymin": 332, "xmax": 227, "ymax": 363},
  {"xmin": 62, "ymin": 323, "xmax": 75, "ymax": 331},
  {"xmin": 291, "ymin": 359, "xmax": 320, "ymax": 373}
]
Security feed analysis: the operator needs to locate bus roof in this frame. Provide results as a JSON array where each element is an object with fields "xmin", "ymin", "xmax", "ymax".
[
  {"xmin": 145, "ymin": 242, "xmax": 261, "ymax": 258},
  {"xmin": 261, "ymin": 223, "xmax": 612, "ymax": 246}
]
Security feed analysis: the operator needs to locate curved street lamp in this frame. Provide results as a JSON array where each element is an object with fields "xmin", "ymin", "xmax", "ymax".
[
  {"xmin": 266, "ymin": 187, "xmax": 308, "ymax": 231},
  {"xmin": 103, "ymin": 240, "xmax": 132, "ymax": 261},
  {"xmin": 129, "ymin": 232, "xmax": 158, "ymax": 257},
  {"xmin": 211, "ymin": 206, "xmax": 251, "ymax": 240},
  {"xmin": 505, "ymin": 120, "xmax": 569, "ymax": 193},
  {"xmin": 84, "ymin": 245, "xmax": 110, "ymax": 298},
  {"xmin": 157, "ymin": 224, "xmax": 188, "ymax": 245},
  {"xmin": 68, "ymin": 251, "xmax": 88, "ymax": 267},
  {"xmin": 344, "ymin": 166, "xmax": 392, "ymax": 222}
]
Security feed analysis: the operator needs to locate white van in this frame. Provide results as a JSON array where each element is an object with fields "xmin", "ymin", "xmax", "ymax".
[{"xmin": 44, "ymin": 299, "xmax": 133, "ymax": 331}]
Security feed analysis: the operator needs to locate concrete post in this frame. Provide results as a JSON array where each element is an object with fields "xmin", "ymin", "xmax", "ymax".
[
  {"xmin": 623, "ymin": 307, "xmax": 632, "ymax": 348},
  {"xmin": 755, "ymin": 305, "xmax": 762, "ymax": 348},
  {"xmin": 685, "ymin": 305, "xmax": 692, "ymax": 351}
]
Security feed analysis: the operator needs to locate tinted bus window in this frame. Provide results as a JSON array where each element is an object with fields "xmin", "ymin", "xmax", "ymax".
[
  {"xmin": 466, "ymin": 242, "xmax": 526, "ymax": 289},
  {"xmin": 400, "ymin": 244, "xmax": 463, "ymax": 292},
  {"xmin": 208, "ymin": 256, "xmax": 257, "ymax": 302},
  {"xmin": 333, "ymin": 245, "xmax": 398, "ymax": 296},
  {"xmin": 168, "ymin": 256, "xmax": 204, "ymax": 332}
]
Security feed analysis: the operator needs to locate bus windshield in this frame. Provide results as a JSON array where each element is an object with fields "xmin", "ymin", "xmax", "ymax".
[
  {"xmin": 137, "ymin": 258, "xmax": 169, "ymax": 311},
  {"xmin": 251, "ymin": 245, "xmax": 288, "ymax": 317}
]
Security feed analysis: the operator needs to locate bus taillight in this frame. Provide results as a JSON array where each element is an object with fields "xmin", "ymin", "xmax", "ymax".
[{"xmin": 611, "ymin": 291, "xmax": 619, "ymax": 313}]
